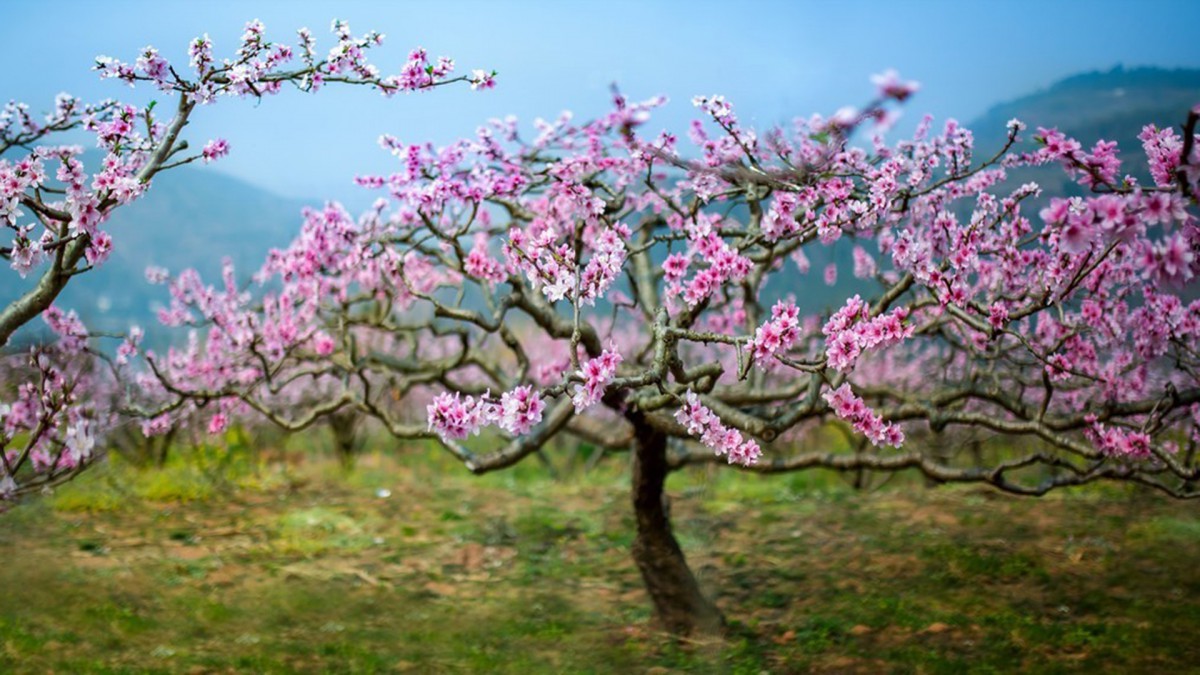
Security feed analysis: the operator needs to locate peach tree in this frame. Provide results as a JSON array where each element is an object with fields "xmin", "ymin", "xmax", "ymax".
[{"xmin": 129, "ymin": 68, "xmax": 1200, "ymax": 634}]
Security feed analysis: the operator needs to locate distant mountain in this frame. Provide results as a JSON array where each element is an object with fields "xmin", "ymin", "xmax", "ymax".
[
  {"xmin": 969, "ymin": 66, "xmax": 1200, "ymax": 195},
  {"xmin": 2, "ymin": 161, "xmax": 312, "ymax": 348}
]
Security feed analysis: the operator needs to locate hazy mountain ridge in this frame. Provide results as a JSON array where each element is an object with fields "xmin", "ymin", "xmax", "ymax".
[
  {"xmin": 969, "ymin": 65, "xmax": 1199, "ymax": 187},
  {"xmin": 2, "ymin": 161, "xmax": 313, "ymax": 346}
]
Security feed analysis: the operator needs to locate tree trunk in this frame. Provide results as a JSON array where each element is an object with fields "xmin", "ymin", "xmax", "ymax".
[
  {"xmin": 328, "ymin": 411, "xmax": 360, "ymax": 470},
  {"xmin": 628, "ymin": 412, "xmax": 725, "ymax": 635}
]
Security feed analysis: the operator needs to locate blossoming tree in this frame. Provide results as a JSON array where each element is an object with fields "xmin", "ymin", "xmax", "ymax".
[
  {"xmin": 0, "ymin": 20, "xmax": 487, "ymax": 499},
  {"xmin": 129, "ymin": 64, "xmax": 1200, "ymax": 633}
]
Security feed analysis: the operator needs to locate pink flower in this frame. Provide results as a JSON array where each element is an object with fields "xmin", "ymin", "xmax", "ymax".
[
  {"xmin": 571, "ymin": 348, "xmax": 622, "ymax": 412},
  {"xmin": 822, "ymin": 296, "xmax": 911, "ymax": 372},
  {"xmin": 870, "ymin": 69, "xmax": 919, "ymax": 101},
  {"xmin": 427, "ymin": 392, "xmax": 489, "ymax": 441},
  {"xmin": 852, "ymin": 246, "xmax": 877, "ymax": 279},
  {"xmin": 1151, "ymin": 232, "xmax": 1196, "ymax": 285},
  {"xmin": 749, "ymin": 300, "xmax": 801, "ymax": 365},
  {"xmin": 1058, "ymin": 216, "xmax": 1094, "ymax": 254},
  {"xmin": 202, "ymin": 138, "xmax": 230, "ymax": 163},
  {"xmin": 822, "ymin": 384, "xmax": 903, "ymax": 447},
  {"xmin": 1086, "ymin": 419, "xmax": 1156, "ymax": 460},
  {"xmin": 470, "ymin": 69, "xmax": 496, "ymax": 91},
  {"xmin": 824, "ymin": 263, "xmax": 838, "ymax": 286},
  {"xmin": 464, "ymin": 234, "xmax": 506, "ymax": 285},
  {"xmin": 988, "ymin": 303, "xmax": 1008, "ymax": 330},
  {"xmin": 497, "ymin": 385, "xmax": 545, "ymax": 435},
  {"xmin": 1139, "ymin": 124, "xmax": 1183, "ymax": 187},
  {"xmin": 663, "ymin": 253, "xmax": 690, "ymax": 282},
  {"xmin": 312, "ymin": 332, "xmax": 336, "ymax": 356},
  {"xmin": 674, "ymin": 391, "xmax": 761, "ymax": 466},
  {"xmin": 116, "ymin": 326, "xmax": 143, "ymax": 365}
]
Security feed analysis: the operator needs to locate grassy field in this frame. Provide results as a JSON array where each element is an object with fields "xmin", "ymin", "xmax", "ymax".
[{"xmin": 1, "ymin": 438, "xmax": 1199, "ymax": 673}]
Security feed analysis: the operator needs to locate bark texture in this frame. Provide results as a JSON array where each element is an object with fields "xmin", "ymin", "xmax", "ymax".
[{"xmin": 628, "ymin": 412, "xmax": 725, "ymax": 635}]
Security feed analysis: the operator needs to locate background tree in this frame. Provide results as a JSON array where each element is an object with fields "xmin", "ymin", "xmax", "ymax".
[{"xmin": 0, "ymin": 19, "xmax": 487, "ymax": 501}]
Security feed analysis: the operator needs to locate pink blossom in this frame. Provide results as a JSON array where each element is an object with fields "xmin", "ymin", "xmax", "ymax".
[
  {"xmin": 202, "ymin": 138, "xmax": 230, "ymax": 163},
  {"xmin": 470, "ymin": 69, "xmax": 496, "ymax": 91},
  {"xmin": 464, "ymin": 234, "xmax": 506, "ymax": 285},
  {"xmin": 1086, "ymin": 418, "xmax": 1156, "ymax": 460},
  {"xmin": 870, "ymin": 69, "xmax": 920, "ymax": 102},
  {"xmin": 822, "ymin": 296, "xmax": 912, "ymax": 372},
  {"xmin": 497, "ymin": 385, "xmax": 545, "ymax": 435},
  {"xmin": 571, "ymin": 348, "xmax": 622, "ymax": 413},
  {"xmin": 852, "ymin": 246, "xmax": 877, "ymax": 279},
  {"xmin": 1139, "ymin": 124, "xmax": 1183, "ymax": 187},
  {"xmin": 427, "ymin": 392, "xmax": 489, "ymax": 441},
  {"xmin": 312, "ymin": 332, "xmax": 336, "ymax": 356},
  {"xmin": 674, "ymin": 391, "xmax": 761, "ymax": 466},
  {"xmin": 823, "ymin": 384, "xmax": 903, "ymax": 447},
  {"xmin": 749, "ymin": 300, "xmax": 801, "ymax": 365}
]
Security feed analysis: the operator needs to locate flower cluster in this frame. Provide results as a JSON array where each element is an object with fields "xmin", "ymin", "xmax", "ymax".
[
  {"xmin": 1085, "ymin": 416, "xmax": 1156, "ymax": 460},
  {"xmin": 660, "ymin": 214, "xmax": 753, "ymax": 310},
  {"xmin": 823, "ymin": 384, "xmax": 904, "ymax": 447},
  {"xmin": 426, "ymin": 392, "xmax": 492, "ymax": 441},
  {"xmin": 498, "ymin": 385, "xmax": 546, "ymax": 436},
  {"xmin": 748, "ymin": 300, "xmax": 801, "ymax": 365},
  {"xmin": 674, "ymin": 391, "xmax": 762, "ymax": 466},
  {"xmin": 571, "ymin": 348, "xmax": 623, "ymax": 413},
  {"xmin": 202, "ymin": 138, "xmax": 230, "ymax": 163},
  {"xmin": 823, "ymin": 296, "xmax": 913, "ymax": 372},
  {"xmin": 425, "ymin": 385, "xmax": 547, "ymax": 442},
  {"xmin": 505, "ymin": 221, "xmax": 630, "ymax": 306},
  {"xmin": 0, "ymin": 344, "xmax": 107, "ymax": 499},
  {"xmin": 463, "ymin": 234, "xmax": 506, "ymax": 285}
]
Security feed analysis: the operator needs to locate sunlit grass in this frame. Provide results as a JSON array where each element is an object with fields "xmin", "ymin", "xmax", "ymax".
[{"xmin": 1, "ymin": 435, "xmax": 1198, "ymax": 672}]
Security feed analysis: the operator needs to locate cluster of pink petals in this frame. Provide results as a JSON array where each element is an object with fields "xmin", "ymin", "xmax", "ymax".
[
  {"xmin": 0, "ymin": 346, "xmax": 105, "ymax": 496},
  {"xmin": 1085, "ymin": 416, "xmax": 1156, "ymax": 460},
  {"xmin": 1139, "ymin": 124, "xmax": 1185, "ymax": 187},
  {"xmin": 761, "ymin": 191, "xmax": 805, "ymax": 242},
  {"xmin": 870, "ymin": 69, "xmax": 920, "ymax": 102},
  {"xmin": 464, "ymin": 234, "xmax": 506, "ymax": 285},
  {"xmin": 505, "ymin": 222, "xmax": 628, "ymax": 306},
  {"xmin": 577, "ymin": 224, "xmax": 629, "ymax": 305},
  {"xmin": 661, "ymin": 216, "xmax": 753, "ymax": 310},
  {"xmin": 571, "ymin": 348, "xmax": 622, "ymax": 413},
  {"xmin": 674, "ymin": 391, "xmax": 762, "ymax": 466},
  {"xmin": 497, "ymin": 385, "xmax": 546, "ymax": 435},
  {"xmin": 2, "ymin": 144, "xmax": 124, "ymax": 276},
  {"xmin": 42, "ymin": 306, "xmax": 89, "ymax": 355},
  {"xmin": 426, "ymin": 392, "xmax": 491, "ymax": 441},
  {"xmin": 822, "ymin": 295, "xmax": 913, "ymax": 372},
  {"xmin": 202, "ymin": 139, "xmax": 230, "ymax": 163},
  {"xmin": 690, "ymin": 95, "xmax": 756, "ymax": 166},
  {"xmin": 426, "ymin": 385, "xmax": 547, "ymax": 442},
  {"xmin": 823, "ymin": 384, "xmax": 904, "ymax": 447},
  {"xmin": 748, "ymin": 300, "xmax": 801, "ymax": 365}
]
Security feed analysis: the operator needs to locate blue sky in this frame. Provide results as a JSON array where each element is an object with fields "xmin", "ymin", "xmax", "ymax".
[{"xmin": 4, "ymin": 0, "xmax": 1199, "ymax": 206}]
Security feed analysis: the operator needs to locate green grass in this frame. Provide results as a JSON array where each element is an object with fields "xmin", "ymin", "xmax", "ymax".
[{"xmin": 1, "ymin": 444, "xmax": 1199, "ymax": 672}]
